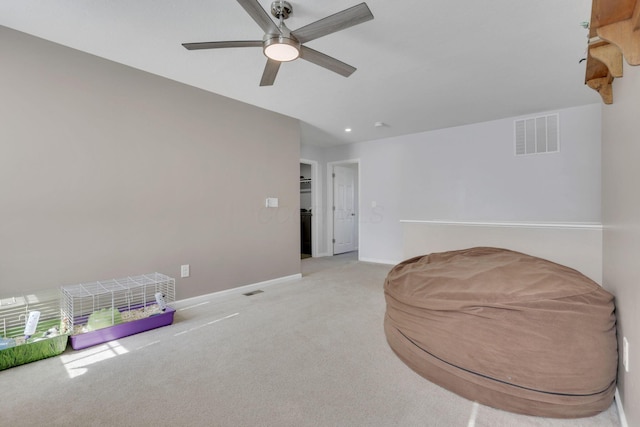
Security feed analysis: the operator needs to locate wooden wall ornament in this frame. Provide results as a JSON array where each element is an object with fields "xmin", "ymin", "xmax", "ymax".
[
  {"xmin": 590, "ymin": 43, "xmax": 624, "ymax": 77},
  {"xmin": 597, "ymin": 15, "xmax": 640, "ymax": 66},
  {"xmin": 586, "ymin": 74, "xmax": 614, "ymax": 104},
  {"xmin": 584, "ymin": 0, "xmax": 640, "ymax": 103}
]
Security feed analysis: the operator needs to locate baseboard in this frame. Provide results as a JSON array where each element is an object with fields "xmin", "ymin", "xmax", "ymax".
[
  {"xmin": 615, "ymin": 388, "xmax": 628, "ymax": 427},
  {"xmin": 358, "ymin": 257, "xmax": 400, "ymax": 266},
  {"xmin": 310, "ymin": 252, "xmax": 397, "ymax": 264},
  {"xmin": 174, "ymin": 273, "xmax": 302, "ymax": 308}
]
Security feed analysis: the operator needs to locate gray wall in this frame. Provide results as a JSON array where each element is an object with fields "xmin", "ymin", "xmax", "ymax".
[
  {"xmin": 305, "ymin": 104, "xmax": 602, "ymax": 263},
  {"xmin": 602, "ymin": 61, "xmax": 640, "ymax": 426},
  {"xmin": 0, "ymin": 26, "xmax": 301, "ymax": 300}
]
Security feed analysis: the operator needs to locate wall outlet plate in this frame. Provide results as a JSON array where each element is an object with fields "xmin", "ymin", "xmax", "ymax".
[
  {"xmin": 181, "ymin": 264, "xmax": 190, "ymax": 278},
  {"xmin": 623, "ymin": 336, "xmax": 629, "ymax": 372}
]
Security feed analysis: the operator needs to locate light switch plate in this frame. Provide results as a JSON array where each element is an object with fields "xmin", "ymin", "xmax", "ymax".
[{"xmin": 266, "ymin": 197, "xmax": 279, "ymax": 208}]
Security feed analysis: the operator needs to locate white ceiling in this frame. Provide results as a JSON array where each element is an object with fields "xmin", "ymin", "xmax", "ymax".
[{"xmin": 0, "ymin": 0, "xmax": 598, "ymax": 146}]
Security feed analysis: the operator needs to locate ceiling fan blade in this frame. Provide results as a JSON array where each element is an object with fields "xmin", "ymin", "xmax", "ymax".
[
  {"xmin": 291, "ymin": 2, "xmax": 373, "ymax": 44},
  {"xmin": 182, "ymin": 40, "xmax": 263, "ymax": 50},
  {"xmin": 299, "ymin": 46, "xmax": 356, "ymax": 77},
  {"xmin": 237, "ymin": 0, "xmax": 280, "ymax": 35},
  {"xmin": 260, "ymin": 59, "xmax": 281, "ymax": 86}
]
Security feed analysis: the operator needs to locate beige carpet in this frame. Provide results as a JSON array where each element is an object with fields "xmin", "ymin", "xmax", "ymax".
[{"xmin": 0, "ymin": 253, "xmax": 621, "ymax": 426}]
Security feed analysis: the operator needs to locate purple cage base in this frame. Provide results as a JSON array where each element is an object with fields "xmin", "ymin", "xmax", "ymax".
[{"xmin": 69, "ymin": 307, "xmax": 175, "ymax": 350}]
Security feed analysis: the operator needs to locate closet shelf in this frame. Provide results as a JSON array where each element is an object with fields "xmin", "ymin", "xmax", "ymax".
[{"xmin": 300, "ymin": 178, "xmax": 311, "ymax": 193}]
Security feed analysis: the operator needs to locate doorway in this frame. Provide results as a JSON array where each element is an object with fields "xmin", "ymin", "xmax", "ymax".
[
  {"xmin": 300, "ymin": 160, "xmax": 318, "ymax": 258},
  {"xmin": 328, "ymin": 161, "xmax": 359, "ymax": 255}
]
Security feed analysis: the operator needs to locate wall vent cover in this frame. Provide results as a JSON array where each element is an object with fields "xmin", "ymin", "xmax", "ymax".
[{"xmin": 514, "ymin": 113, "xmax": 559, "ymax": 156}]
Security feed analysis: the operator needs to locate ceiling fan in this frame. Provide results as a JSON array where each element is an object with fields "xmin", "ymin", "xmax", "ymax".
[{"xmin": 182, "ymin": 0, "xmax": 374, "ymax": 86}]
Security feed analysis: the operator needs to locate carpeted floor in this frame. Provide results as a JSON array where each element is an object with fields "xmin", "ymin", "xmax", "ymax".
[{"xmin": 0, "ymin": 253, "xmax": 621, "ymax": 426}]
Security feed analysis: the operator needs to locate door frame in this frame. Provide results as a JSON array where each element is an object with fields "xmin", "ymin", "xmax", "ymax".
[
  {"xmin": 300, "ymin": 159, "xmax": 319, "ymax": 257},
  {"xmin": 327, "ymin": 159, "xmax": 360, "ymax": 256}
]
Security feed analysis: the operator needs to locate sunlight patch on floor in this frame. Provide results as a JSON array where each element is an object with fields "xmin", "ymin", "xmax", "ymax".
[
  {"xmin": 467, "ymin": 401, "xmax": 479, "ymax": 427},
  {"xmin": 59, "ymin": 340, "xmax": 129, "ymax": 379},
  {"xmin": 174, "ymin": 312, "xmax": 239, "ymax": 337}
]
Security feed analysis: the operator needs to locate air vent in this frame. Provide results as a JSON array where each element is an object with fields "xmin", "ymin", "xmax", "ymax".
[
  {"xmin": 243, "ymin": 290, "xmax": 264, "ymax": 297},
  {"xmin": 514, "ymin": 114, "xmax": 559, "ymax": 156}
]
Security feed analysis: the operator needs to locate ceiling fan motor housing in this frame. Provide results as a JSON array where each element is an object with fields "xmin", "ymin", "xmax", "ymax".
[
  {"xmin": 271, "ymin": 1, "xmax": 293, "ymax": 20},
  {"xmin": 263, "ymin": 7, "xmax": 300, "ymax": 62}
]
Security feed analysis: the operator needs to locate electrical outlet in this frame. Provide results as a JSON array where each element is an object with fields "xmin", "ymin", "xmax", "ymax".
[
  {"xmin": 623, "ymin": 336, "xmax": 629, "ymax": 372},
  {"xmin": 181, "ymin": 264, "xmax": 190, "ymax": 278}
]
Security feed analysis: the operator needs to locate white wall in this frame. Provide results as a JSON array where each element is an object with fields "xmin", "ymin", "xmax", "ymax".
[
  {"xmin": 309, "ymin": 104, "xmax": 602, "ymax": 263},
  {"xmin": 602, "ymin": 60, "xmax": 640, "ymax": 427},
  {"xmin": 403, "ymin": 221, "xmax": 602, "ymax": 283}
]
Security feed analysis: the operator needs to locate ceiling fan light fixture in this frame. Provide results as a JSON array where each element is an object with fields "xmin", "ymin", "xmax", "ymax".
[
  {"xmin": 263, "ymin": 36, "xmax": 300, "ymax": 62},
  {"xmin": 182, "ymin": 1, "xmax": 375, "ymax": 86}
]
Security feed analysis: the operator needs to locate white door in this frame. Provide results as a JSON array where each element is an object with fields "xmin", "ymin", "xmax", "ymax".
[{"xmin": 333, "ymin": 165, "xmax": 357, "ymax": 254}]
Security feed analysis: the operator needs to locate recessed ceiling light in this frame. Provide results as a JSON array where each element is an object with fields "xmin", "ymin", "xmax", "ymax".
[{"xmin": 345, "ymin": 128, "xmax": 352, "ymax": 132}]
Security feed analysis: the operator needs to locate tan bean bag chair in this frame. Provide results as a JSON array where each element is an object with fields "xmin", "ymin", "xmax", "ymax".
[{"xmin": 384, "ymin": 247, "xmax": 617, "ymax": 418}]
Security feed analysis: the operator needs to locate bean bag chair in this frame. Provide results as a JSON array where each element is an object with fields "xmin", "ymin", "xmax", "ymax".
[{"xmin": 384, "ymin": 247, "xmax": 617, "ymax": 418}]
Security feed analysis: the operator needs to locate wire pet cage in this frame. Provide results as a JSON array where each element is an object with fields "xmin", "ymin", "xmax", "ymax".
[
  {"xmin": 0, "ymin": 289, "xmax": 67, "ymax": 370},
  {"xmin": 60, "ymin": 273, "xmax": 176, "ymax": 350}
]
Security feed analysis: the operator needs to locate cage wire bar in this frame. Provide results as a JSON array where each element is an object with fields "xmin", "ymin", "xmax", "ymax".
[
  {"xmin": 0, "ymin": 289, "xmax": 61, "ymax": 339},
  {"xmin": 60, "ymin": 273, "xmax": 175, "ymax": 335}
]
